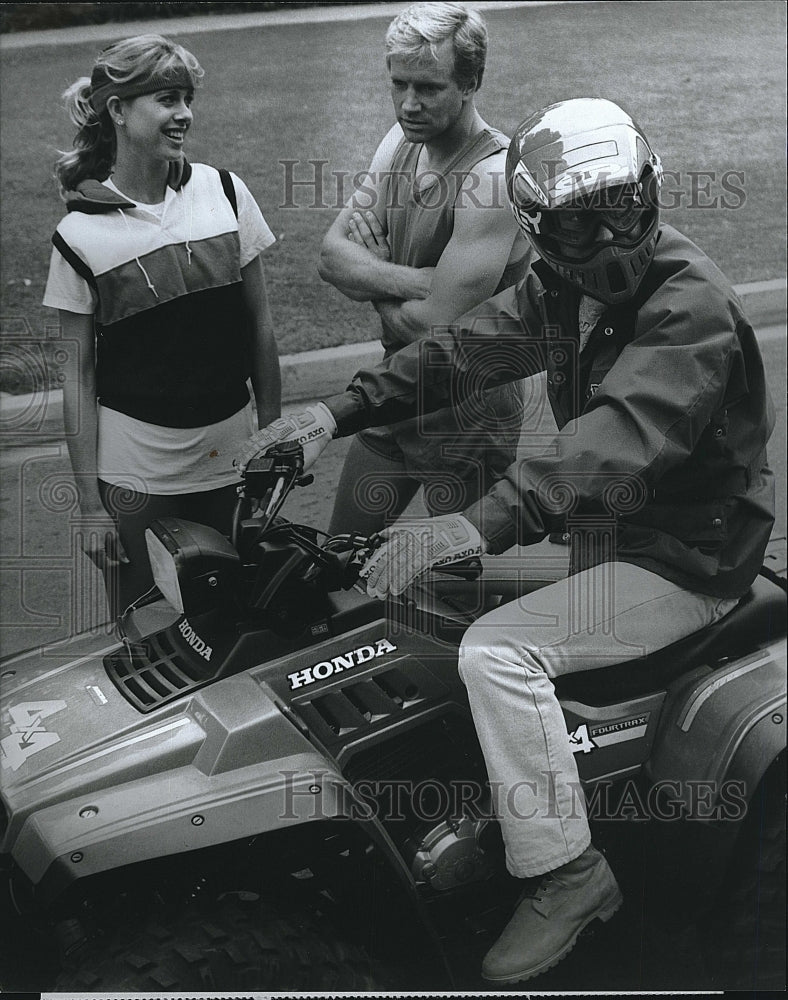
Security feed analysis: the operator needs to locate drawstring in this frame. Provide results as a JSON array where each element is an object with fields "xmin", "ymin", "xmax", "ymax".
[
  {"xmin": 117, "ymin": 177, "xmax": 192, "ymax": 295},
  {"xmin": 118, "ymin": 209, "xmax": 159, "ymax": 298},
  {"xmin": 184, "ymin": 181, "xmax": 194, "ymax": 266},
  {"xmin": 166, "ymin": 157, "xmax": 192, "ymax": 264}
]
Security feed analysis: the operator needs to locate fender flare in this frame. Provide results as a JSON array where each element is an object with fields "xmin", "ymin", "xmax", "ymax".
[
  {"xmin": 646, "ymin": 638, "xmax": 786, "ymax": 816},
  {"xmin": 13, "ymin": 751, "xmax": 367, "ymax": 903},
  {"xmin": 722, "ymin": 704, "xmax": 786, "ymax": 805}
]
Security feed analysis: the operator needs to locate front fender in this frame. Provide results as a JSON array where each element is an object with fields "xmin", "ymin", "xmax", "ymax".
[
  {"xmin": 15, "ymin": 748, "xmax": 351, "ymax": 901},
  {"xmin": 5, "ymin": 672, "xmax": 362, "ymax": 899}
]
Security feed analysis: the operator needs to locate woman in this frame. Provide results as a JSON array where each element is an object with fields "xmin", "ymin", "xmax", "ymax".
[{"xmin": 43, "ymin": 35, "xmax": 281, "ymax": 619}]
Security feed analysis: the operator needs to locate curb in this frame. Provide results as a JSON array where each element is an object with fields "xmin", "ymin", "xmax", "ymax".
[
  {"xmin": 1, "ymin": 278, "xmax": 785, "ymax": 441},
  {"xmin": 734, "ymin": 278, "xmax": 787, "ymax": 330},
  {"xmin": 280, "ymin": 339, "xmax": 384, "ymax": 404}
]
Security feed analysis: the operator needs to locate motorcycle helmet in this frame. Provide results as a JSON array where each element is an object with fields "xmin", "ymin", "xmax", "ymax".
[{"xmin": 505, "ymin": 98, "xmax": 663, "ymax": 304}]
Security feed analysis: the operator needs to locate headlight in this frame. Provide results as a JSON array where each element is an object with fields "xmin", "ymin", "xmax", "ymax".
[{"xmin": 145, "ymin": 518, "xmax": 241, "ymax": 616}]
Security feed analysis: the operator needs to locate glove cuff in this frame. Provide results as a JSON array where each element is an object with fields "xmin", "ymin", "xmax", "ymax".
[
  {"xmin": 313, "ymin": 401, "xmax": 338, "ymax": 438},
  {"xmin": 457, "ymin": 513, "xmax": 487, "ymax": 555}
]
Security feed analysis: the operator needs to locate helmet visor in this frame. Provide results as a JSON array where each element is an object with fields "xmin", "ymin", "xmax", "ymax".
[{"xmin": 511, "ymin": 182, "xmax": 651, "ymax": 256}]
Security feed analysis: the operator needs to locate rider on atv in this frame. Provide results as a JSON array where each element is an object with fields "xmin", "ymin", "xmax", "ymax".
[{"xmin": 235, "ymin": 98, "xmax": 775, "ymax": 984}]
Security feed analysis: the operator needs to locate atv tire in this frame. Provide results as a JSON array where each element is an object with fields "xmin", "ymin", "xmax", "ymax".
[
  {"xmin": 701, "ymin": 753, "xmax": 786, "ymax": 990},
  {"xmin": 55, "ymin": 894, "xmax": 390, "ymax": 991}
]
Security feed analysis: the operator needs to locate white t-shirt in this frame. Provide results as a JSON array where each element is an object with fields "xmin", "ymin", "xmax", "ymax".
[
  {"xmin": 97, "ymin": 400, "xmax": 256, "ymax": 494},
  {"xmin": 43, "ymin": 167, "xmax": 275, "ymax": 493},
  {"xmin": 578, "ymin": 295, "xmax": 606, "ymax": 353},
  {"xmin": 43, "ymin": 168, "xmax": 274, "ymax": 315}
]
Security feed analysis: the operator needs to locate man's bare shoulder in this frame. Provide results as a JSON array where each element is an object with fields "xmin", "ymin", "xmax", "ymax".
[
  {"xmin": 455, "ymin": 146, "xmax": 510, "ymax": 214},
  {"xmin": 369, "ymin": 122, "xmax": 406, "ymax": 173},
  {"xmin": 462, "ymin": 145, "xmax": 508, "ymax": 181}
]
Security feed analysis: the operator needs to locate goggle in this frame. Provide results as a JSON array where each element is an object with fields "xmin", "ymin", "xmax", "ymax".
[{"xmin": 511, "ymin": 182, "xmax": 650, "ymax": 250}]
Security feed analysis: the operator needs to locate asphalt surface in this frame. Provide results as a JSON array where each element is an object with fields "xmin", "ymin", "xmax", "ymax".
[
  {"xmin": 0, "ymin": 323, "xmax": 785, "ymax": 659},
  {"xmin": 0, "ymin": 2, "xmax": 544, "ymax": 49}
]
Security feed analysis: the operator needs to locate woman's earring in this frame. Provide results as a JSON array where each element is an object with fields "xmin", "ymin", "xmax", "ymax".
[{"xmin": 116, "ymin": 118, "xmax": 125, "ymax": 127}]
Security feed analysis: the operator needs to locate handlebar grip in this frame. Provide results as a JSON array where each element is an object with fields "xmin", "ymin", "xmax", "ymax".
[{"xmin": 366, "ymin": 532, "xmax": 385, "ymax": 552}]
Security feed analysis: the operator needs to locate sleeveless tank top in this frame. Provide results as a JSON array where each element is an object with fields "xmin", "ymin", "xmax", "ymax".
[{"xmin": 383, "ymin": 126, "xmax": 527, "ymax": 285}]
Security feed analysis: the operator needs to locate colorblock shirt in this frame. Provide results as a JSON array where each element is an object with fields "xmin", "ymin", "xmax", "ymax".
[{"xmin": 43, "ymin": 163, "xmax": 275, "ymax": 493}]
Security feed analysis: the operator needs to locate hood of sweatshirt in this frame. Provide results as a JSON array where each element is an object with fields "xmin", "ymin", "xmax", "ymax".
[{"xmin": 64, "ymin": 159, "xmax": 193, "ymax": 214}]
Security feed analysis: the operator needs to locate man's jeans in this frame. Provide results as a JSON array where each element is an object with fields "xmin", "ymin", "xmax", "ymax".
[{"xmin": 458, "ymin": 562, "xmax": 737, "ymax": 877}]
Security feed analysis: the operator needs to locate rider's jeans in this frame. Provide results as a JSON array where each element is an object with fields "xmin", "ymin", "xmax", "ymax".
[{"xmin": 457, "ymin": 561, "xmax": 738, "ymax": 878}]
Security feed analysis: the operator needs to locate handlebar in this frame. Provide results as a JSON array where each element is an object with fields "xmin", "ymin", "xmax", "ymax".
[
  {"xmin": 232, "ymin": 441, "xmax": 384, "ymax": 593},
  {"xmin": 233, "ymin": 441, "xmax": 313, "ymax": 545}
]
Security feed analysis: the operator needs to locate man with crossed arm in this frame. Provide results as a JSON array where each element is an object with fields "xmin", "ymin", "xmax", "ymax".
[{"xmin": 317, "ymin": 1, "xmax": 531, "ymax": 536}]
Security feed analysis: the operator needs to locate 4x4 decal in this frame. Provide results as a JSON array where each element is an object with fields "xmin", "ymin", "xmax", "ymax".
[
  {"xmin": 568, "ymin": 713, "xmax": 651, "ymax": 755},
  {"xmin": 568, "ymin": 723, "xmax": 597, "ymax": 754},
  {"xmin": 1, "ymin": 700, "xmax": 68, "ymax": 772}
]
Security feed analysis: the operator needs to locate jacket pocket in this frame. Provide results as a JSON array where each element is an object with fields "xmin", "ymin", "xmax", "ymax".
[{"xmin": 621, "ymin": 499, "xmax": 732, "ymax": 550}]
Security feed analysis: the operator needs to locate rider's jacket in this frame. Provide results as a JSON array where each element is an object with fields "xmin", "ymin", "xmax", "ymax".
[{"xmin": 325, "ymin": 224, "xmax": 775, "ymax": 599}]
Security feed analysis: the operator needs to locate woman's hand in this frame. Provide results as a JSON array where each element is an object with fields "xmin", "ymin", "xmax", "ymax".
[{"xmin": 75, "ymin": 507, "xmax": 129, "ymax": 571}]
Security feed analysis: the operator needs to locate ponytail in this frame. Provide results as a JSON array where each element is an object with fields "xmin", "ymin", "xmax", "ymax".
[
  {"xmin": 54, "ymin": 76, "xmax": 116, "ymax": 197},
  {"xmin": 52, "ymin": 35, "xmax": 203, "ymax": 200}
]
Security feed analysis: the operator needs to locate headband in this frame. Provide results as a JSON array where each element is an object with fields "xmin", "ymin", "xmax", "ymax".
[{"xmin": 90, "ymin": 66, "xmax": 195, "ymax": 116}]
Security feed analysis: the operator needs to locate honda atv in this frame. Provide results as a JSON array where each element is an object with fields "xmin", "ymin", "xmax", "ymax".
[{"xmin": 1, "ymin": 443, "xmax": 785, "ymax": 991}]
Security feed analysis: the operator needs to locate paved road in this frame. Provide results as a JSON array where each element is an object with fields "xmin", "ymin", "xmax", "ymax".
[
  {"xmin": 1, "ymin": 324, "xmax": 784, "ymax": 659},
  {"xmin": 0, "ymin": 2, "xmax": 548, "ymax": 49}
]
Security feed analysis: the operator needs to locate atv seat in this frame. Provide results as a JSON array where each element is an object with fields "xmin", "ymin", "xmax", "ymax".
[{"xmin": 553, "ymin": 573, "xmax": 786, "ymax": 705}]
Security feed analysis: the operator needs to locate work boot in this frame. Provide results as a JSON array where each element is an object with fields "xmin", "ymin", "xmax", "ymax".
[{"xmin": 482, "ymin": 843, "xmax": 623, "ymax": 983}]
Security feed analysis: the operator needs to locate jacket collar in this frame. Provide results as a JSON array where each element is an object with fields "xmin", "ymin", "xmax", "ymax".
[
  {"xmin": 65, "ymin": 158, "xmax": 193, "ymax": 213},
  {"xmin": 168, "ymin": 157, "xmax": 192, "ymax": 191},
  {"xmin": 532, "ymin": 257, "xmax": 562, "ymax": 291}
]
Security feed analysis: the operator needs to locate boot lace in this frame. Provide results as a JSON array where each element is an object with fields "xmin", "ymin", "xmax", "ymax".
[{"xmin": 520, "ymin": 873, "xmax": 554, "ymax": 904}]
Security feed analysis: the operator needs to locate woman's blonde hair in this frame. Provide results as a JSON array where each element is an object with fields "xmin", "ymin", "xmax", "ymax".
[{"xmin": 54, "ymin": 34, "xmax": 203, "ymax": 196}]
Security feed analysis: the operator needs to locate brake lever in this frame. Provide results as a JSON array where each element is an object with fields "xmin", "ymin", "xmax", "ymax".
[
  {"xmin": 348, "ymin": 533, "xmax": 386, "ymax": 592},
  {"xmin": 258, "ymin": 468, "xmax": 301, "ymax": 534},
  {"xmin": 319, "ymin": 532, "xmax": 385, "ymax": 591}
]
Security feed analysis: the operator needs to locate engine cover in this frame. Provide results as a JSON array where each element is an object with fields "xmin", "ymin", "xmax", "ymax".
[{"xmin": 406, "ymin": 816, "xmax": 493, "ymax": 891}]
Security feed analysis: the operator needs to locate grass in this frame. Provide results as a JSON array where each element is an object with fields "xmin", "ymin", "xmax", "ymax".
[{"xmin": 0, "ymin": 0, "xmax": 785, "ymax": 392}]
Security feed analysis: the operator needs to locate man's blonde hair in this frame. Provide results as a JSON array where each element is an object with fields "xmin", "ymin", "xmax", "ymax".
[{"xmin": 385, "ymin": 2, "xmax": 487, "ymax": 91}]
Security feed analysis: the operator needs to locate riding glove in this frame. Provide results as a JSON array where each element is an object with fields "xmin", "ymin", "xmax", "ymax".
[
  {"xmin": 360, "ymin": 513, "xmax": 486, "ymax": 598},
  {"xmin": 234, "ymin": 402, "xmax": 337, "ymax": 473}
]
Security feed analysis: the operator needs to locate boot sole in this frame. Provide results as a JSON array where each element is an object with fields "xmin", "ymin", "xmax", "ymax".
[{"xmin": 481, "ymin": 887, "xmax": 624, "ymax": 984}]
